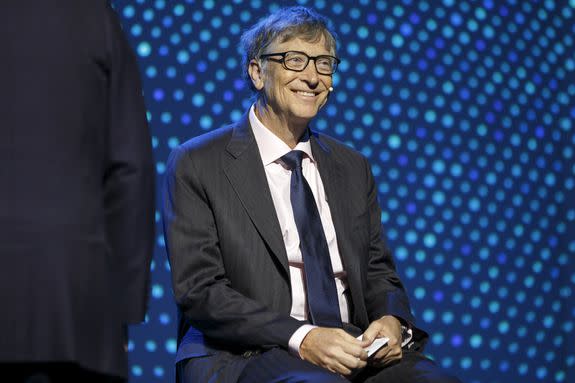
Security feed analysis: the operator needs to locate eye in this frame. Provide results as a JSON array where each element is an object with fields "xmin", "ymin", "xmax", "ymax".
[
  {"xmin": 316, "ymin": 57, "xmax": 334, "ymax": 71},
  {"xmin": 316, "ymin": 57, "xmax": 332, "ymax": 68},
  {"xmin": 286, "ymin": 55, "xmax": 305, "ymax": 64}
]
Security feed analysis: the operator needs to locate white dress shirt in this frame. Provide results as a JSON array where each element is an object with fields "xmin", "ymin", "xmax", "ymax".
[{"xmin": 249, "ymin": 105, "xmax": 350, "ymax": 356}]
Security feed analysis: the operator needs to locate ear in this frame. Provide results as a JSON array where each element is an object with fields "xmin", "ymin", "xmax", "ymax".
[{"xmin": 248, "ymin": 59, "xmax": 265, "ymax": 91}]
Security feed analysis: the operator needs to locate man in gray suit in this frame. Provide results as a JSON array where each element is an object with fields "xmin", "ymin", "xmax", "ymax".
[{"xmin": 164, "ymin": 6, "xmax": 461, "ymax": 383}]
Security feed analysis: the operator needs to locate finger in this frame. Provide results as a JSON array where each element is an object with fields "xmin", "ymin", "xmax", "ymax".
[
  {"xmin": 338, "ymin": 351, "xmax": 368, "ymax": 371},
  {"xmin": 323, "ymin": 329, "xmax": 361, "ymax": 352},
  {"xmin": 387, "ymin": 345, "xmax": 402, "ymax": 360},
  {"xmin": 371, "ymin": 343, "xmax": 392, "ymax": 361},
  {"xmin": 332, "ymin": 332, "xmax": 367, "ymax": 359},
  {"xmin": 339, "ymin": 340, "xmax": 367, "ymax": 356},
  {"xmin": 386, "ymin": 335, "xmax": 401, "ymax": 348},
  {"xmin": 371, "ymin": 345, "xmax": 402, "ymax": 367},
  {"xmin": 382, "ymin": 350, "xmax": 402, "ymax": 366},
  {"xmin": 319, "ymin": 333, "xmax": 368, "ymax": 370},
  {"xmin": 331, "ymin": 361, "xmax": 352, "ymax": 377},
  {"xmin": 336, "ymin": 329, "xmax": 365, "ymax": 345},
  {"xmin": 371, "ymin": 343, "xmax": 401, "ymax": 361},
  {"xmin": 375, "ymin": 356, "xmax": 401, "ymax": 369},
  {"xmin": 330, "ymin": 342, "xmax": 368, "ymax": 367},
  {"xmin": 361, "ymin": 324, "xmax": 382, "ymax": 345}
]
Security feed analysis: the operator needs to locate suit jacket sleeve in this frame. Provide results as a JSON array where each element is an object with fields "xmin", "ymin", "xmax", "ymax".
[
  {"xmin": 102, "ymin": 4, "xmax": 155, "ymax": 324},
  {"xmin": 163, "ymin": 145, "xmax": 304, "ymax": 350},
  {"xmin": 362, "ymin": 156, "xmax": 428, "ymax": 344}
]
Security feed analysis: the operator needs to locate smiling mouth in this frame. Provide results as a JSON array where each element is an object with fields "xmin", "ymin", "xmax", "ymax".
[{"xmin": 294, "ymin": 90, "xmax": 319, "ymax": 97}]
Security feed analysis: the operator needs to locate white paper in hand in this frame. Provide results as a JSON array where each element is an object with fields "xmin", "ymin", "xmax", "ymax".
[{"xmin": 357, "ymin": 335, "xmax": 390, "ymax": 358}]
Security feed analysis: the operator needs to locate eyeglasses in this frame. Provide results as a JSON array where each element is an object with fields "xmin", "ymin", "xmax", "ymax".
[{"xmin": 259, "ymin": 51, "xmax": 341, "ymax": 75}]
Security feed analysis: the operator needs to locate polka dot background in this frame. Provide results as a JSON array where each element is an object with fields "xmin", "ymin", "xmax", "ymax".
[{"xmin": 112, "ymin": 0, "xmax": 574, "ymax": 382}]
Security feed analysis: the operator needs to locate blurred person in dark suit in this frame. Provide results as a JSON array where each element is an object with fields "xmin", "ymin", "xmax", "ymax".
[{"xmin": 0, "ymin": 1, "xmax": 155, "ymax": 382}]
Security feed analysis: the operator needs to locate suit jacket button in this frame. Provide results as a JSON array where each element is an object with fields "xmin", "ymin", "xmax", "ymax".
[{"xmin": 242, "ymin": 351, "xmax": 253, "ymax": 358}]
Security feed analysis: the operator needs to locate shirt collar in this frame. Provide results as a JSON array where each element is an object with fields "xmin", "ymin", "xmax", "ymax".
[{"xmin": 249, "ymin": 104, "xmax": 314, "ymax": 166}]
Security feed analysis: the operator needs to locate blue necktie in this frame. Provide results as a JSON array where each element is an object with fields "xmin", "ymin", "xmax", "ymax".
[{"xmin": 281, "ymin": 150, "xmax": 342, "ymax": 328}]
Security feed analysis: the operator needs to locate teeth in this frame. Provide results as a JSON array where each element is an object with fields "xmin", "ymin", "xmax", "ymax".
[{"xmin": 296, "ymin": 91, "xmax": 315, "ymax": 97}]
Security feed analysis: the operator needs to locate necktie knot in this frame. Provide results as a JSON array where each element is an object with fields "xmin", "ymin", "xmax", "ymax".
[{"xmin": 281, "ymin": 150, "xmax": 304, "ymax": 171}]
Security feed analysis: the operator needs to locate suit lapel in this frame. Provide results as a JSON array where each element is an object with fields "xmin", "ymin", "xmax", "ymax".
[
  {"xmin": 223, "ymin": 116, "xmax": 290, "ymax": 276},
  {"xmin": 311, "ymin": 133, "xmax": 368, "ymax": 327},
  {"xmin": 310, "ymin": 133, "xmax": 358, "ymax": 278}
]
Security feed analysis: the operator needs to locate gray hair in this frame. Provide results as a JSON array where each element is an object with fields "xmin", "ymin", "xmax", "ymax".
[{"xmin": 239, "ymin": 6, "xmax": 338, "ymax": 93}]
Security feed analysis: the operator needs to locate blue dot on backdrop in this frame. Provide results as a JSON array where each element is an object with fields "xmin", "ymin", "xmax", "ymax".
[{"xmin": 112, "ymin": 1, "xmax": 574, "ymax": 382}]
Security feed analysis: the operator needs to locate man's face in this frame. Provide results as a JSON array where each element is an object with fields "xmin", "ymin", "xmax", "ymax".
[{"xmin": 258, "ymin": 35, "xmax": 334, "ymax": 126}]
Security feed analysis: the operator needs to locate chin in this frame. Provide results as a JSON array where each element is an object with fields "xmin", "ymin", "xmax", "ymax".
[
  {"xmin": 292, "ymin": 105, "xmax": 321, "ymax": 120},
  {"xmin": 291, "ymin": 111, "xmax": 318, "ymax": 123}
]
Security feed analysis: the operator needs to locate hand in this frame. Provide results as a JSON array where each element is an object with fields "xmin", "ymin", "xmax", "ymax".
[
  {"xmin": 360, "ymin": 315, "xmax": 403, "ymax": 367},
  {"xmin": 300, "ymin": 327, "xmax": 368, "ymax": 376}
]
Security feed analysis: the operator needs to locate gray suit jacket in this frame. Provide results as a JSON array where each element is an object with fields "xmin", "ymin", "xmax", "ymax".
[{"xmin": 163, "ymin": 114, "xmax": 426, "ymax": 381}]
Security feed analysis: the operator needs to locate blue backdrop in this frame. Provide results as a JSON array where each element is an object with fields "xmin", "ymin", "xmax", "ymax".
[{"xmin": 111, "ymin": 1, "xmax": 575, "ymax": 382}]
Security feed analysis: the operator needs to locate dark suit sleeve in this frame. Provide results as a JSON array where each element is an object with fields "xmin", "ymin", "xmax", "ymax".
[
  {"xmin": 362, "ymin": 157, "xmax": 428, "ymax": 345},
  {"xmin": 163, "ymin": 146, "xmax": 303, "ymax": 350},
  {"xmin": 102, "ymin": 4, "xmax": 155, "ymax": 324}
]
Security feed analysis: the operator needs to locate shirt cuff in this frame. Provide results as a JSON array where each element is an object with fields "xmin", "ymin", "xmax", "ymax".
[
  {"xmin": 400, "ymin": 325, "xmax": 413, "ymax": 348},
  {"xmin": 288, "ymin": 324, "xmax": 317, "ymax": 358}
]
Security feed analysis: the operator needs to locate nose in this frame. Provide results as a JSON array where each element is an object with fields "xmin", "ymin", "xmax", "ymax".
[{"xmin": 300, "ymin": 59, "xmax": 320, "ymax": 87}]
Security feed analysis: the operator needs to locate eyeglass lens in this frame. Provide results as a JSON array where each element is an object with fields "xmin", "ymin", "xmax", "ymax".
[{"xmin": 283, "ymin": 51, "xmax": 337, "ymax": 74}]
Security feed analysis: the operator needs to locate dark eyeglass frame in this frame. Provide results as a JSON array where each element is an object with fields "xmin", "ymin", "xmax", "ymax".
[{"xmin": 259, "ymin": 50, "xmax": 341, "ymax": 75}]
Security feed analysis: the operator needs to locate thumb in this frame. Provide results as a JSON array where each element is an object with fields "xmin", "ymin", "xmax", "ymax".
[{"xmin": 360, "ymin": 325, "xmax": 380, "ymax": 346}]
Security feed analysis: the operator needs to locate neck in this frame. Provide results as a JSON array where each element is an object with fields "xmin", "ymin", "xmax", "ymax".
[{"xmin": 255, "ymin": 101, "xmax": 308, "ymax": 149}]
